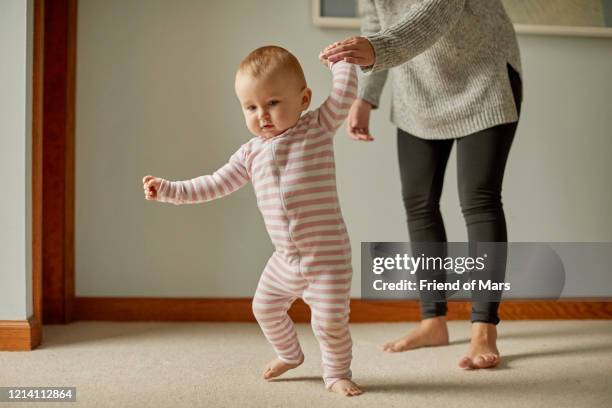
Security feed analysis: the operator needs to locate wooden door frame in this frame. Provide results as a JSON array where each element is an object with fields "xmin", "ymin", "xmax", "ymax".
[{"xmin": 40, "ymin": 0, "xmax": 77, "ymax": 325}]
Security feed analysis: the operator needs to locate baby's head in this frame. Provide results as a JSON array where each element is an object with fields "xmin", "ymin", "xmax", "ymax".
[{"xmin": 235, "ymin": 46, "xmax": 312, "ymax": 139}]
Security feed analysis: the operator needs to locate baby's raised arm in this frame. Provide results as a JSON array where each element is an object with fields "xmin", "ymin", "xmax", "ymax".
[
  {"xmin": 316, "ymin": 61, "xmax": 358, "ymax": 134},
  {"xmin": 144, "ymin": 146, "xmax": 249, "ymax": 205}
]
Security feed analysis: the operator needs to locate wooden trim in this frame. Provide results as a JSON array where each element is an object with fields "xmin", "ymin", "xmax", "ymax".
[
  {"xmin": 0, "ymin": 317, "xmax": 42, "ymax": 351},
  {"xmin": 42, "ymin": 0, "xmax": 77, "ymax": 324},
  {"xmin": 74, "ymin": 297, "xmax": 612, "ymax": 322},
  {"xmin": 64, "ymin": 0, "xmax": 77, "ymax": 323},
  {"xmin": 32, "ymin": 0, "xmax": 44, "ymax": 327}
]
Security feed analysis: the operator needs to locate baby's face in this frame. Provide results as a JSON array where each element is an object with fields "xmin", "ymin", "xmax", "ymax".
[{"xmin": 235, "ymin": 71, "xmax": 311, "ymax": 139}]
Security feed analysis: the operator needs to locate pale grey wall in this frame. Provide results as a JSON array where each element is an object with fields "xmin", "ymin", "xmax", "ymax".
[
  {"xmin": 0, "ymin": 0, "xmax": 33, "ymax": 320},
  {"xmin": 75, "ymin": 0, "xmax": 612, "ymax": 298}
]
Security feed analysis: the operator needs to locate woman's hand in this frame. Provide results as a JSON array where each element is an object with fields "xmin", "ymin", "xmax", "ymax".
[
  {"xmin": 347, "ymin": 99, "xmax": 374, "ymax": 141},
  {"xmin": 142, "ymin": 175, "xmax": 162, "ymax": 200},
  {"xmin": 320, "ymin": 36, "xmax": 375, "ymax": 67},
  {"xmin": 318, "ymin": 50, "xmax": 333, "ymax": 68}
]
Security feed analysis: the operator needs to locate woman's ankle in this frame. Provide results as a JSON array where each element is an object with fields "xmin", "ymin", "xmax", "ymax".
[
  {"xmin": 471, "ymin": 322, "xmax": 497, "ymax": 340},
  {"xmin": 422, "ymin": 316, "xmax": 448, "ymax": 327}
]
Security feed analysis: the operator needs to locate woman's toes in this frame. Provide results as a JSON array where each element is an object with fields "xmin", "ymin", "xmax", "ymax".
[
  {"xmin": 458, "ymin": 356, "xmax": 473, "ymax": 369},
  {"xmin": 382, "ymin": 342, "xmax": 394, "ymax": 352},
  {"xmin": 473, "ymin": 353, "xmax": 499, "ymax": 368},
  {"xmin": 486, "ymin": 354, "xmax": 499, "ymax": 365}
]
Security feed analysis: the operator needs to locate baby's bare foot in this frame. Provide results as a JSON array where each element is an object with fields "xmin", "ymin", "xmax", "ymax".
[
  {"xmin": 383, "ymin": 316, "xmax": 449, "ymax": 352},
  {"xmin": 262, "ymin": 356, "xmax": 304, "ymax": 380},
  {"xmin": 330, "ymin": 379, "xmax": 363, "ymax": 397},
  {"xmin": 458, "ymin": 322, "xmax": 500, "ymax": 369}
]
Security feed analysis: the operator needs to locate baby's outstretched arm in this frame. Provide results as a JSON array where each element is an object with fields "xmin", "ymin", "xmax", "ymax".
[
  {"xmin": 142, "ymin": 147, "xmax": 249, "ymax": 205},
  {"xmin": 315, "ymin": 60, "xmax": 358, "ymax": 134}
]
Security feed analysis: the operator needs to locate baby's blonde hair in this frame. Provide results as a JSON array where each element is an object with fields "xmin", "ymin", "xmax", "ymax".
[{"xmin": 237, "ymin": 45, "xmax": 306, "ymax": 89}]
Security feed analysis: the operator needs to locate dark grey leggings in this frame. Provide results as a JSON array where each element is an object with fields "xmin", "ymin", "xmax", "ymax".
[{"xmin": 397, "ymin": 64, "xmax": 522, "ymax": 324}]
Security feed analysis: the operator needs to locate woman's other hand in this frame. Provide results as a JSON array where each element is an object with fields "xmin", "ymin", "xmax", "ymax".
[{"xmin": 347, "ymin": 99, "xmax": 374, "ymax": 141}]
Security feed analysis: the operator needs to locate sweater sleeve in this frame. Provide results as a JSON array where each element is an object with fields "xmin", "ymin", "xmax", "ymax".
[
  {"xmin": 363, "ymin": 0, "xmax": 465, "ymax": 74},
  {"xmin": 156, "ymin": 146, "xmax": 249, "ymax": 205},
  {"xmin": 316, "ymin": 61, "xmax": 358, "ymax": 134},
  {"xmin": 357, "ymin": 0, "xmax": 389, "ymax": 109}
]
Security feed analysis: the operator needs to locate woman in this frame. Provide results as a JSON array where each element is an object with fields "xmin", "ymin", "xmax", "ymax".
[{"xmin": 320, "ymin": 0, "xmax": 523, "ymax": 369}]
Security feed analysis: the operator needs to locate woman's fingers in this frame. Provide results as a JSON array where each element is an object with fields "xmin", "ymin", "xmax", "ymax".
[
  {"xmin": 327, "ymin": 50, "xmax": 362, "ymax": 62},
  {"xmin": 348, "ymin": 127, "xmax": 374, "ymax": 142},
  {"xmin": 324, "ymin": 37, "xmax": 365, "ymax": 53},
  {"xmin": 324, "ymin": 39, "xmax": 354, "ymax": 52},
  {"xmin": 343, "ymin": 57, "xmax": 364, "ymax": 65},
  {"xmin": 357, "ymin": 131, "xmax": 374, "ymax": 141},
  {"xmin": 322, "ymin": 37, "xmax": 373, "ymax": 67},
  {"xmin": 318, "ymin": 52, "xmax": 331, "ymax": 66},
  {"xmin": 323, "ymin": 44, "xmax": 359, "ymax": 59},
  {"xmin": 323, "ymin": 43, "xmax": 374, "ymax": 66}
]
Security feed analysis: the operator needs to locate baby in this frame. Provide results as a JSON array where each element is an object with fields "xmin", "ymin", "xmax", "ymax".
[{"xmin": 142, "ymin": 46, "xmax": 361, "ymax": 396}]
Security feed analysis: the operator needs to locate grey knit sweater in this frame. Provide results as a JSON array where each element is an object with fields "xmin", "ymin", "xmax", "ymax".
[{"xmin": 358, "ymin": 0, "xmax": 522, "ymax": 139}]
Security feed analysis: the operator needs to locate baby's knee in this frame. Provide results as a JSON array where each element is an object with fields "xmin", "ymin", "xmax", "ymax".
[
  {"xmin": 311, "ymin": 312, "xmax": 349, "ymax": 333},
  {"xmin": 251, "ymin": 296, "xmax": 269, "ymax": 323}
]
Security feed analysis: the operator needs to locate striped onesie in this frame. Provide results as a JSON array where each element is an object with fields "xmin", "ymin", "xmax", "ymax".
[{"xmin": 156, "ymin": 61, "xmax": 358, "ymax": 388}]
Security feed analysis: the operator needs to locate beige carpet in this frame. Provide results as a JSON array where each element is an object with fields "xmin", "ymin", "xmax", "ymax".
[{"xmin": 1, "ymin": 321, "xmax": 611, "ymax": 407}]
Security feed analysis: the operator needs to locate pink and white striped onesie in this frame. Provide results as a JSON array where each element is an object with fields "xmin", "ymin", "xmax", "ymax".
[{"xmin": 157, "ymin": 61, "xmax": 358, "ymax": 388}]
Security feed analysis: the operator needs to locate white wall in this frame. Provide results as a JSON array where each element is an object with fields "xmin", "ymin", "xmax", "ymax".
[
  {"xmin": 0, "ymin": 0, "xmax": 33, "ymax": 320},
  {"xmin": 75, "ymin": 0, "xmax": 612, "ymax": 298}
]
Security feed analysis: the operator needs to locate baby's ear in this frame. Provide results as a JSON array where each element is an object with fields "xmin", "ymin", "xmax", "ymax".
[{"xmin": 301, "ymin": 87, "xmax": 312, "ymax": 110}]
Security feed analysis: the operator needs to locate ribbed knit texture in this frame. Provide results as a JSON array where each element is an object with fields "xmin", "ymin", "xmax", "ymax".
[{"xmin": 358, "ymin": 0, "xmax": 522, "ymax": 139}]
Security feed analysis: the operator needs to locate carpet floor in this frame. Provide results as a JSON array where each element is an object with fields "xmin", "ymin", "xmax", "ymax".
[{"xmin": 1, "ymin": 321, "xmax": 611, "ymax": 407}]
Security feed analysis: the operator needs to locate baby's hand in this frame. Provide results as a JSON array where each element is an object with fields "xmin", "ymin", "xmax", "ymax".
[
  {"xmin": 318, "ymin": 50, "xmax": 333, "ymax": 68},
  {"xmin": 142, "ymin": 175, "xmax": 162, "ymax": 201}
]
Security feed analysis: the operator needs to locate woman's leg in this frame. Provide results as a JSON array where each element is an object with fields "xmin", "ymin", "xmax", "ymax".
[
  {"xmin": 398, "ymin": 129, "xmax": 453, "ymax": 317},
  {"xmin": 455, "ymin": 122, "xmax": 515, "ymax": 368},
  {"xmin": 456, "ymin": 125, "xmax": 515, "ymax": 325},
  {"xmin": 382, "ymin": 129, "xmax": 453, "ymax": 352},
  {"xmin": 455, "ymin": 63, "xmax": 522, "ymax": 368}
]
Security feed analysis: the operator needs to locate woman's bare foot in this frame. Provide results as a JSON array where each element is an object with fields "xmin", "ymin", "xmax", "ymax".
[
  {"xmin": 262, "ymin": 356, "xmax": 304, "ymax": 380},
  {"xmin": 330, "ymin": 379, "xmax": 363, "ymax": 397},
  {"xmin": 383, "ymin": 316, "xmax": 449, "ymax": 352},
  {"xmin": 458, "ymin": 322, "xmax": 500, "ymax": 369}
]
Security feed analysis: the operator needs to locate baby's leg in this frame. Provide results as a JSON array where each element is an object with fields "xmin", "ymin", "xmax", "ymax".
[
  {"xmin": 252, "ymin": 254, "xmax": 306, "ymax": 379},
  {"xmin": 303, "ymin": 277, "xmax": 362, "ymax": 396}
]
